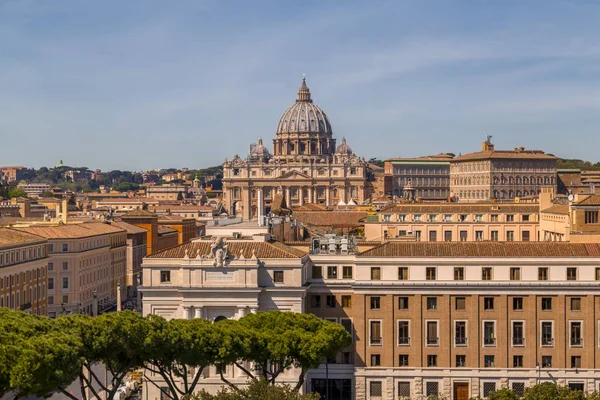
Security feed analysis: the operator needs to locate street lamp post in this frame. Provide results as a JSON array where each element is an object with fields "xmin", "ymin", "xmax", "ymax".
[
  {"xmin": 536, "ymin": 362, "xmax": 540, "ymax": 385},
  {"xmin": 116, "ymin": 280, "xmax": 121, "ymax": 312}
]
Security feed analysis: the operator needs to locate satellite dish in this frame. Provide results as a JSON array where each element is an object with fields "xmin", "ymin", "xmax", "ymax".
[{"xmin": 568, "ymin": 194, "xmax": 574, "ymax": 202}]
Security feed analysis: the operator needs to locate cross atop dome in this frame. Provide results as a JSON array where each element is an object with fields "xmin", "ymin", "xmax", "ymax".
[{"xmin": 297, "ymin": 75, "xmax": 312, "ymax": 102}]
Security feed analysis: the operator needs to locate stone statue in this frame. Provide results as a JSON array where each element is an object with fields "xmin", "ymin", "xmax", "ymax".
[{"xmin": 211, "ymin": 237, "xmax": 229, "ymax": 267}]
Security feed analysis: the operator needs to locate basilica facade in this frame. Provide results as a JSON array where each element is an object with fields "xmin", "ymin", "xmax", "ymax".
[{"xmin": 222, "ymin": 78, "xmax": 369, "ymax": 221}]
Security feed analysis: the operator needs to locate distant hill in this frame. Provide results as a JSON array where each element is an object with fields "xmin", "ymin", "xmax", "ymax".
[{"xmin": 557, "ymin": 158, "xmax": 600, "ymax": 171}]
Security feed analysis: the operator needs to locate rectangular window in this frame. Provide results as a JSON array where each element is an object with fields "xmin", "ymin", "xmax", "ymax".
[
  {"xmin": 326, "ymin": 295, "xmax": 336, "ymax": 308},
  {"xmin": 160, "ymin": 271, "xmax": 171, "ymax": 283},
  {"xmin": 48, "ymin": 278, "xmax": 54, "ymax": 290},
  {"xmin": 398, "ymin": 381, "xmax": 410, "ymax": 398},
  {"xmin": 459, "ymin": 231, "xmax": 467, "ymax": 242},
  {"xmin": 444, "ymin": 231, "xmax": 452, "ymax": 241},
  {"xmin": 398, "ymin": 321, "xmax": 410, "ymax": 345},
  {"xmin": 342, "ymin": 352, "xmax": 352, "ymax": 364},
  {"xmin": 523, "ymin": 214, "xmax": 530, "ymax": 222},
  {"xmin": 62, "ymin": 295, "xmax": 69, "ymax": 304},
  {"xmin": 513, "ymin": 355, "xmax": 524, "ymax": 368},
  {"xmin": 484, "ymin": 297, "xmax": 494, "ymax": 310},
  {"xmin": 570, "ymin": 322, "xmax": 582, "ymax": 346},
  {"xmin": 427, "ymin": 355, "xmax": 437, "ymax": 367},
  {"xmin": 273, "ymin": 271, "xmax": 284, "ymax": 283},
  {"xmin": 398, "ymin": 267, "xmax": 408, "ymax": 280},
  {"xmin": 538, "ymin": 267, "xmax": 549, "ymax": 281},
  {"xmin": 429, "ymin": 231, "xmax": 437, "ymax": 242},
  {"xmin": 426, "ymin": 321, "xmax": 438, "ymax": 345},
  {"xmin": 371, "ymin": 267, "xmax": 381, "ymax": 280},
  {"xmin": 455, "ymin": 297, "xmax": 466, "ymax": 311},
  {"xmin": 415, "ymin": 231, "xmax": 422, "ymax": 241},
  {"xmin": 585, "ymin": 211, "xmax": 599, "ymax": 224},
  {"xmin": 475, "ymin": 231, "xmax": 483, "ymax": 241},
  {"xmin": 571, "ymin": 356, "xmax": 582, "ymax": 368},
  {"xmin": 491, "ymin": 231, "xmax": 499, "ymax": 241},
  {"xmin": 455, "ymin": 321, "xmax": 467, "ymax": 346},
  {"xmin": 542, "ymin": 297, "xmax": 552, "ymax": 311},
  {"xmin": 48, "ymin": 262, "xmax": 54, "ymax": 271},
  {"xmin": 311, "ymin": 295, "xmax": 321, "ymax": 308},
  {"xmin": 312, "ymin": 266, "xmax": 322, "ymax": 279},
  {"xmin": 484, "ymin": 355, "xmax": 495, "ymax": 367},
  {"xmin": 427, "ymin": 297, "xmax": 437, "ymax": 310},
  {"xmin": 507, "ymin": 231, "xmax": 515, "ymax": 241},
  {"xmin": 370, "ymin": 354, "xmax": 381, "ymax": 366},
  {"xmin": 491, "ymin": 215, "xmax": 499, "ymax": 222},
  {"xmin": 507, "ymin": 215, "xmax": 514, "ymax": 222},
  {"xmin": 454, "ymin": 267, "xmax": 464, "ymax": 281},
  {"xmin": 426, "ymin": 382, "xmax": 439, "ymax": 397},
  {"xmin": 370, "ymin": 296, "xmax": 381, "ymax": 310},
  {"xmin": 398, "ymin": 297, "xmax": 409, "ymax": 310},
  {"xmin": 327, "ymin": 266, "xmax": 337, "ymax": 279},
  {"xmin": 541, "ymin": 321, "xmax": 554, "ymax": 346},
  {"xmin": 456, "ymin": 355, "xmax": 466, "ymax": 367},
  {"xmin": 567, "ymin": 267, "xmax": 577, "ymax": 281},
  {"xmin": 426, "ymin": 267, "xmax": 436, "ymax": 280},
  {"xmin": 370, "ymin": 321, "xmax": 382, "ymax": 345},
  {"xmin": 342, "ymin": 266, "xmax": 352, "ymax": 279},
  {"xmin": 513, "ymin": 297, "xmax": 523, "ymax": 311},
  {"xmin": 483, "ymin": 321, "xmax": 496, "ymax": 346},
  {"xmin": 512, "ymin": 321, "xmax": 524, "ymax": 346},
  {"xmin": 510, "ymin": 268, "xmax": 521, "ymax": 281},
  {"xmin": 596, "ymin": 267, "xmax": 600, "ymax": 281},
  {"xmin": 399, "ymin": 354, "xmax": 409, "ymax": 367},
  {"xmin": 62, "ymin": 243, "xmax": 68, "ymax": 252},
  {"xmin": 571, "ymin": 297, "xmax": 581, "ymax": 311},
  {"xmin": 542, "ymin": 356, "xmax": 552, "ymax": 368},
  {"xmin": 341, "ymin": 319, "xmax": 352, "ymax": 335},
  {"xmin": 62, "ymin": 262, "xmax": 68, "ymax": 271},
  {"xmin": 341, "ymin": 295, "xmax": 352, "ymax": 308},
  {"xmin": 482, "ymin": 267, "xmax": 492, "ymax": 281},
  {"xmin": 512, "ymin": 383, "xmax": 526, "ymax": 397},
  {"xmin": 62, "ymin": 277, "xmax": 69, "ymax": 289},
  {"xmin": 522, "ymin": 231, "xmax": 531, "ymax": 242},
  {"xmin": 369, "ymin": 381, "xmax": 382, "ymax": 397}
]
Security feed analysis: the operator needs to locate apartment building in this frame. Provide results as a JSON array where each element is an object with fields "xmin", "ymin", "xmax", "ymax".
[
  {"xmin": 140, "ymin": 235, "xmax": 600, "ymax": 400},
  {"xmin": 146, "ymin": 185, "xmax": 188, "ymax": 201},
  {"xmin": 383, "ymin": 154, "xmax": 452, "ymax": 200},
  {"xmin": 14, "ymin": 223, "xmax": 127, "ymax": 316},
  {"xmin": 364, "ymin": 203, "xmax": 540, "ymax": 242},
  {"xmin": 110, "ymin": 221, "xmax": 147, "ymax": 303},
  {"xmin": 0, "ymin": 228, "xmax": 48, "ymax": 315}
]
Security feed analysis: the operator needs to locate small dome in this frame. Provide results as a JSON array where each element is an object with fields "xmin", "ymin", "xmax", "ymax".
[
  {"xmin": 335, "ymin": 137, "xmax": 352, "ymax": 155},
  {"xmin": 276, "ymin": 77, "xmax": 332, "ymax": 136},
  {"xmin": 249, "ymin": 137, "xmax": 271, "ymax": 160}
]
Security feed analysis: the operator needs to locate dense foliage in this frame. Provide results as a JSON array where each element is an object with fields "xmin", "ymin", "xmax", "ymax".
[
  {"xmin": 467, "ymin": 382, "xmax": 600, "ymax": 400},
  {"xmin": 557, "ymin": 158, "xmax": 600, "ymax": 171},
  {"xmin": 0, "ymin": 309, "xmax": 350, "ymax": 400},
  {"xmin": 190, "ymin": 379, "xmax": 320, "ymax": 400}
]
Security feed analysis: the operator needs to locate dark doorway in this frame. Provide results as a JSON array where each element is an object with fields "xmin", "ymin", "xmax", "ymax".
[{"xmin": 311, "ymin": 379, "xmax": 352, "ymax": 400}]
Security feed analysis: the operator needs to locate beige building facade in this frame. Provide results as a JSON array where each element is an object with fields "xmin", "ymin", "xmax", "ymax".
[
  {"xmin": 222, "ymin": 78, "xmax": 368, "ymax": 221},
  {"xmin": 450, "ymin": 137, "xmax": 557, "ymax": 203}
]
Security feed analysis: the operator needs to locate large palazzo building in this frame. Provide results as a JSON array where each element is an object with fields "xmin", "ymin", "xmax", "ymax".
[
  {"xmin": 140, "ymin": 236, "xmax": 600, "ymax": 400},
  {"xmin": 222, "ymin": 78, "xmax": 369, "ymax": 221}
]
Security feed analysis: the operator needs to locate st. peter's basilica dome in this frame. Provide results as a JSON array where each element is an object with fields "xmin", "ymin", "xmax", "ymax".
[
  {"xmin": 335, "ymin": 137, "xmax": 353, "ymax": 155},
  {"xmin": 275, "ymin": 77, "xmax": 332, "ymax": 137}
]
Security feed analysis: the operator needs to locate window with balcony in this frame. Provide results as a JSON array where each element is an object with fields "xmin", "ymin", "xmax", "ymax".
[
  {"xmin": 456, "ymin": 355, "xmax": 466, "ymax": 367},
  {"xmin": 398, "ymin": 297, "xmax": 409, "ymax": 310},
  {"xmin": 455, "ymin": 321, "xmax": 467, "ymax": 346},
  {"xmin": 370, "ymin": 296, "xmax": 381, "ymax": 310},
  {"xmin": 371, "ymin": 267, "xmax": 381, "ymax": 280},
  {"xmin": 426, "ymin": 321, "xmax": 439, "ymax": 345},
  {"xmin": 541, "ymin": 321, "xmax": 554, "ymax": 346},
  {"xmin": 370, "ymin": 321, "xmax": 382, "ymax": 345},
  {"xmin": 482, "ymin": 267, "xmax": 492, "ymax": 281},
  {"xmin": 455, "ymin": 297, "xmax": 466, "ymax": 311},
  {"xmin": 342, "ymin": 266, "xmax": 352, "ymax": 279},
  {"xmin": 427, "ymin": 297, "xmax": 437, "ymax": 310},
  {"xmin": 483, "ymin": 321, "xmax": 496, "ymax": 346},
  {"xmin": 512, "ymin": 321, "xmax": 524, "ymax": 346},
  {"xmin": 398, "ymin": 321, "xmax": 410, "ymax": 345},
  {"xmin": 570, "ymin": 322, "xmax": 582, "ymax": 346},
  {"xmin": 398, "ymin": 267, "xmax": 408, "ymax": 280},
  {"xmin": 510, "ymin": 268, "xmax": 521, "ymax": 281},
  {"xmin": 567, "ymin": 267, "xmax": 577, "ymax": 281},
  {"xmin": 327, "ymin": 266, "xmax": 337, "ymax": 279},
  {"xmin": 426, "ymin": 267, "xmax": 436, "ymax": 280},
  {"xmin": 484, "ymin": 297, "xmax": 494, "ymax": 310},
  {"xmin": 454, "ymin": 267, "xmax": 465, "ymax": 281},
  {"xmin": 538, "ymin": 267, "xmax": 549, "ymax": 281}
]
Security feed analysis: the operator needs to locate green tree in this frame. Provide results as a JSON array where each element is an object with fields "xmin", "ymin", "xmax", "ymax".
[
  {"xmin": 144, "ymin": 316, "xmax": 220, "ymax": 400},
  {"xmin": 218, "ymin": 312, "xmax": 352, "ymax": 391},
  {"xmin": 7, "ymin": 187, "xmax": 27, "ymax": 199},
  {"xmin": 523, "ymin": 382, "xmax": 585, "ymax": 400},
  {"xmin": 487, "ymin": 387, "xmax": 520, "ymax": 400},
  {"xmin": 190, "ymin": 378, "xmax": 320, "ymax": 400}
]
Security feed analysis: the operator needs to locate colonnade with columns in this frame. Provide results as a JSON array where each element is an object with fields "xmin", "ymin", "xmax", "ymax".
[{"xmin": 182, "ymin": 305, "xmax": 259, "ymax": 320}]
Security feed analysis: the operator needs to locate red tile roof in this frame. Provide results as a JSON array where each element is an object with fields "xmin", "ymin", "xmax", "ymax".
[
  {"xmin": 147, "ymin": 240, "xmax": 306, "ymax": 259},
  {"xmin": 13, "ymin": 222, "xmax": 125, "ymax": 239},
  {"xmin": 453, "ymin": 150, "xmax": 557, "ymax": 162},
  {"xmin": 0, "ymin": 228, "xmax": 46, "ymax": 247},
  {"xmin": 575, "ymin": 195, "xmax": 600, "ymax": 206},
  {"xmin": 358, "ymin": 242, "xmax": 600, "ymax": 258},
  {"xmin": 293, "ymin": 211, "xmax": 368, "ymax": 228}
]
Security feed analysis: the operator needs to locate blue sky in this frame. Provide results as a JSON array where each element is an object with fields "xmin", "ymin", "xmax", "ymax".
[{"xmin": 1, "ymin": 0, "xmax": 600, "ymax": 171}]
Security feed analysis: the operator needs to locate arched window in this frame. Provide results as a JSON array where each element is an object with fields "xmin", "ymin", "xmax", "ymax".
[{"xmin": 214, "ymin": 316, "xmax": 227, "ymax": 323}]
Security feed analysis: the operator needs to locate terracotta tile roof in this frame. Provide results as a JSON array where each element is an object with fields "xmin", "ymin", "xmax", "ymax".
[
  {"xmin": 158, "ymin": 215, "xmax": 195, "ymax": 222},
  {"xmin": 147, "ymin": 240, "xmax": 306, "ymax": 259},
  {"xmin": 541, "ymin": 204, "xmax": 569, "ymax": 214},
  {"xmin": 358, "ymin": 242, "xmax": 600, "ymax": 258},
  {"xmin": 293, "ymin": 211, "xmax": 369, "ymax": 228},
  {"xmin": 110, "ymin": 221, "xmax": 148, "ymax": 234},
  {"xmin": 96, "ymin": 197, "xmax": 159, "ymax": 204},
  {"xmin": 13, "ymin": 222, "xmax": 125, "ymax": 239},
  {"xmin": 149, "ymin": 205, "xmax": 215, "ymax": 212},
  {"xmin": 0, "ymin": 228, "xmax": 47, "ymax": 247},
  {"xmin": 157, "ymin": 226, "xmax": 178, "ymax": 235},
  {"xmin": 452, "ymin": 150, "xmax": 557, "ymax": 162},
  {"xmin": 387, "ymin": 154, "xmax": 454, "ymax": 162},
  {"xmin": 379, "ymin": 203, "xmax": 539, "ymax": 214},
  {"xmin": 121, "ymin": 209, "xmax": 158, "ymax": 218},
  {"xmin": 575, "ymin": 195, "xmax": 600, "ymax": 206},
  {"xmin": 292, "ymin": 203, "xmax": 328, "ymax": 211}
]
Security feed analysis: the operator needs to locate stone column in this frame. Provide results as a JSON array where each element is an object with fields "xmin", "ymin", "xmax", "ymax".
[
  {"xmin": 250, "ymin": 307, "xmax": 258, "ymax": 314},
  {"xmin": 308, "ymin": 187, "xmax": 313, "ymax": 204},
  {"xmin": 237, "ymin": 307, "xmax": 247, "ymax": 319},
  {"xmin": 325, "ymin": 186, "xmax": 330, "ymax": 206},
  {"xmin": 242, "ymin": 187, "xmax": 251, "ymax": 221},
  {"xmin": 285, "ymin": 187, "xmax": 291, "ymax": 206},
  {"xmin": 194, "ymin": 306, "xmax": 203, "ymax": 319},
  {"xmin": 183, "ymin": 306, "xmax": 191, "ymax": 320},
  {"xmin": 299, "ymin": 187, "xmax": 304, "ymax": 206}
]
